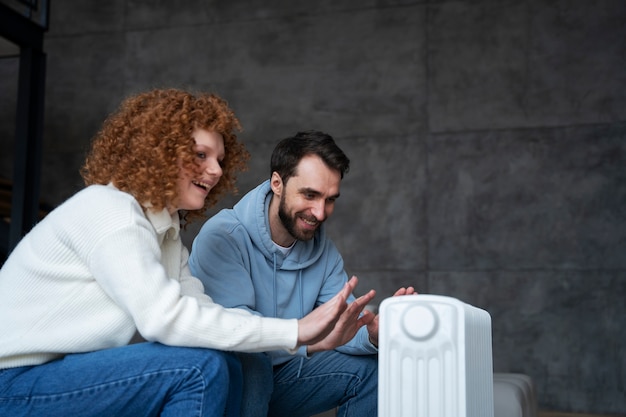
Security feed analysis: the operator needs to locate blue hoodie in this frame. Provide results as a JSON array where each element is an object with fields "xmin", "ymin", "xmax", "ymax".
[{"xmin": 189, "ymin": 180, "xmax": 377, "ymax": 365}]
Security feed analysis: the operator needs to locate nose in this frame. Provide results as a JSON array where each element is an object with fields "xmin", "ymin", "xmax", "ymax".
[
  {"xmin": 204, "ymin": 159, "xmax": 222, "ymax": 178},
  {"xmin": 310, "ymin": 199, "xmax": 327, "ymax": 222}
]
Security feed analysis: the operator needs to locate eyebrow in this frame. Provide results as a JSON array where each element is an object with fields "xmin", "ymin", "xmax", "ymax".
[{"xmin": 298, "ymin": 187, "xmax": 340, "ymax": 200}]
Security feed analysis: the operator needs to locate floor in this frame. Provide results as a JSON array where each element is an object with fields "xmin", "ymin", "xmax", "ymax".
[
  {"xmin": 539, "ymin": 413, "xmax": 623, "ymax": 417},
  {"xmin": 313, "ymin": 410, "xmax": 618, "ymax": 417}
]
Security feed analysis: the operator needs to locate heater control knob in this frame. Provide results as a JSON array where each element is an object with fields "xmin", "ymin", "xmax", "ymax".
[{"xmin": 401, "ymin": 304, "xmax": 438, "ymax": 340}]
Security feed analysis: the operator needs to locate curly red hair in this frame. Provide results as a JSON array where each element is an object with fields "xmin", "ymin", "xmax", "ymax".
[{"xmin": 80, "ymin": 89, "xmax": 249, "ymax": 225}]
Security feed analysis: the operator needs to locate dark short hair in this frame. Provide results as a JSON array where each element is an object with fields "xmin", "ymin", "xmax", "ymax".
[{"xmin": 270, "ymin": 130, "xmax": 350, "ymax": 184}]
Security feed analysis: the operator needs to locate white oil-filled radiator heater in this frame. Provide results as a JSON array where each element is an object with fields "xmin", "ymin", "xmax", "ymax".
[{"xmin": 378, "ymin": 294, "xmax": 494, "ymax": 417}]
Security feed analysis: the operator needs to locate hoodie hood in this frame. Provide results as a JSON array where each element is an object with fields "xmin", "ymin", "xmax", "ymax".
[{"xmin": 232, "ymin": 180, "xmax": 327, "ymax": 270}]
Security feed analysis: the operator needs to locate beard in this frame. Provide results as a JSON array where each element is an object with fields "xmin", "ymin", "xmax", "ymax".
[{"xmin": 278, "ymin": 193, "xmax": 318, "ymax": 241}]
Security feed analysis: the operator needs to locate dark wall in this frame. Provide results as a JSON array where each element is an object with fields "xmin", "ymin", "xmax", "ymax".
[{"xmin": 1, "ymin": 0, "xmax": 624, "ymax": 414}]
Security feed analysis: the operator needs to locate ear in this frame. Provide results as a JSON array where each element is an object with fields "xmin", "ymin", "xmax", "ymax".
[{"xmin": 270, "ymin": 172, "xmax": 283, "ymax": 196}]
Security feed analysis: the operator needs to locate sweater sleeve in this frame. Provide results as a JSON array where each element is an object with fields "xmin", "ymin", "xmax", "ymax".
[{"xmin": 87, "ymin": 202, "xmax": 298, "ymax": 353}]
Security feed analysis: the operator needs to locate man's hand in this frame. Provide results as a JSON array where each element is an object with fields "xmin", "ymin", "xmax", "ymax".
[
  {"xmin": 306, "ymin": 282, "xmax": 376, "ymax": 354},
  {"xmin": 296, "ymin": 276, "xmax": 360, "ymax": 346},
  {"xmin": 366, "ymin": 286, "xmax": 417, "ymax": 347}
]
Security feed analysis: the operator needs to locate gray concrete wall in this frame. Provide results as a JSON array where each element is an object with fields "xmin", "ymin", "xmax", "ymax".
[{"xmin": 1, "ymin": 0, "xmax": 625, "ymax": 414}]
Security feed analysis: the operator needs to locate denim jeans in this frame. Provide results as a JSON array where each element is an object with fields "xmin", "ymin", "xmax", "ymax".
[
  {"xmin": 0, "ymin": 342, "xmax": 242, "ymax": 417},
  {"xmin": 237, "ymin": 351, "xmax": 377, "ymax": 417}
]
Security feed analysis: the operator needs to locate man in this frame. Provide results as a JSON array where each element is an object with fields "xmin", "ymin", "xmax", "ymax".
[{"xmin": 189, "ymin": 130, "xmax": 415, "ymax": 416}]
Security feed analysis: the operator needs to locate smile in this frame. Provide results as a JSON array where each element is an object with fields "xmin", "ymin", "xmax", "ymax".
[
  {"xmin": 301, "ymin": 217, "xmax": 318, "ymax": 226},
  {"xmin": 192, "ymin": 180, "xmax": 212, "ymax": 191}
]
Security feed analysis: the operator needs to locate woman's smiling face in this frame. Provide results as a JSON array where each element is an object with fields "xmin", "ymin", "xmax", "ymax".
[{"xmin": 173, "ymin": 129, "xmax": 225, "ymax": 213}]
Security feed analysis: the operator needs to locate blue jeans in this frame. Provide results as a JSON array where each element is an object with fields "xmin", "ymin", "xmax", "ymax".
[
  {"xmin": 237, "ymin": 351, "xmax": 377, "ymax": 417},
  {"xmin": 0, "ymin": 342, "xmax": 242, "ymax": 417}
]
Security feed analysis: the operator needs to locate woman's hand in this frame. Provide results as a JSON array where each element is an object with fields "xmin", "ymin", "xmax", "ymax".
[
  {"xmin": 306, "ymin": 286, "xmax": 376, "ymax": 354},
  {"xmin": 296, "ymin": 276, "xmax": 361, "ymax": 346}
]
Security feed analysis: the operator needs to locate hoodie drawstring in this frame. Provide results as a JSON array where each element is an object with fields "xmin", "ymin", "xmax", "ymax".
[
  {"xmin": 273, "ymin": 253, "xmax": 306, "ymax": 377},
  {"xmin": 297, "ymin": 270, "xmax": 305, "ymax": 377},
  {"xmin": 272, "ymin": 253, "xmax": 277, "ymax": 318}
]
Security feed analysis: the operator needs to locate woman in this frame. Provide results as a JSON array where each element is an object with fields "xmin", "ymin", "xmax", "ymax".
[{"xmin": 0, "ymin": 89, "xmax": 369, "ymax": 417}]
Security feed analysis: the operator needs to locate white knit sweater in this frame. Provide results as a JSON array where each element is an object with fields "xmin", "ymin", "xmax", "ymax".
[{"xmin": 0, "ymin": 184, "xmax": 297, "ymax": 369}]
